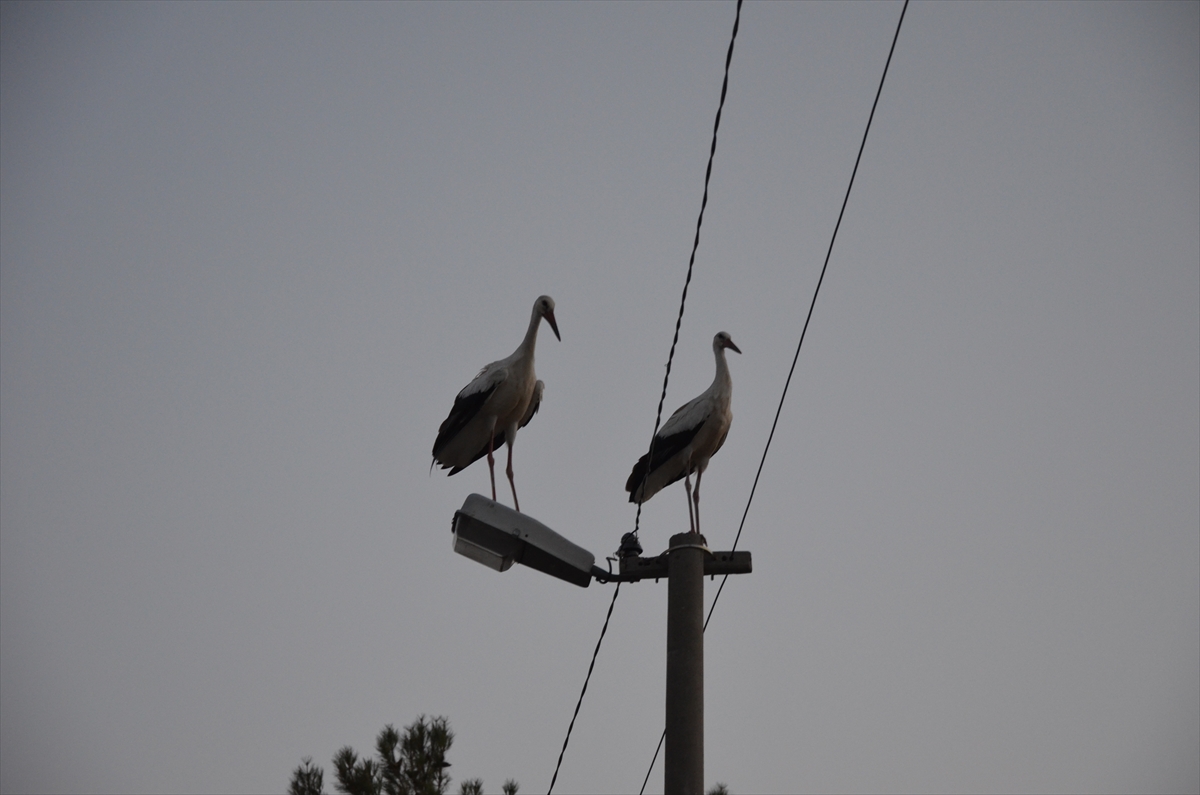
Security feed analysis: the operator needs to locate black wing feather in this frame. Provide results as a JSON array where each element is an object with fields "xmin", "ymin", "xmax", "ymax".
[
  {"xmin": 624, "ymin": 421, "xmax": 705, "ymax": 498},
  {"xmin": 432, "ymin": 384, "xmax": 496, "ymax": 461},
  {"xmin": 519, "ymin": 395, "xmax": 541, "ymax": 429}
]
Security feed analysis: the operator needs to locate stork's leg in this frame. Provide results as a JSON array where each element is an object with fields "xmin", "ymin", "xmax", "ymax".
[
  {"xmin": 683, "ymin": 472, "xmax": 696, "ymax": 534},
  {"xmin": 506, "ymin": 440, "xmax": 520, "ymax": 513},
  {"xmin": 693, "ymin": 468, "xmax": 703, "ymax": 536},
  {"xmin": 486, "ymin": 428, "xmax": 498, "ymax": 502}
]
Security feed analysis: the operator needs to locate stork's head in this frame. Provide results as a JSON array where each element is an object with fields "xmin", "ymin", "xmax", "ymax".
[
  {"xmin": 536, "ymin": 295, "xmax": 561, "ymax": 341},
  {"xmin": 714, "ymin": 331, "xmax": 741, "ymax": 354}
]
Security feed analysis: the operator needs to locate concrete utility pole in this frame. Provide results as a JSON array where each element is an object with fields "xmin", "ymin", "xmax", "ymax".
[
  {"xmin": 665, "ymin": 532, "xmax": 707, "ymax": 793},
  {"xmin": 609, "ymin": 532, "xmax": 751, "ymax": 795}
]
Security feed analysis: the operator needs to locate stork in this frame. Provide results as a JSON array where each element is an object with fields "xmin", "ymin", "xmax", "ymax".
[
  {"xmin": 432, "ymin": 296, "xmax": 560, "ymax": 512},
  {"xmin": 626, "ymin": 331, "xmax": 740, "ymax": 534}
]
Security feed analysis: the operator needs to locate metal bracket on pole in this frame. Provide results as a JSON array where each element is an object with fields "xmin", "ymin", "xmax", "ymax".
[{"xmin": 591, "ymin": 548, "xmax": 752, "ymax": 583}]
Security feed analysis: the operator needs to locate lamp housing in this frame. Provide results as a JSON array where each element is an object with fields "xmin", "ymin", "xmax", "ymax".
[{"xmin": 452, "ymin": 494, "xmax": 595, "ymax": 588}]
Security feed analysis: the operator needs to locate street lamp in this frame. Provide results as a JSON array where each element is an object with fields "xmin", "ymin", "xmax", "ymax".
[{"xmin": 452, "ymin": 493, "xmax": 595, "ymax": 588}]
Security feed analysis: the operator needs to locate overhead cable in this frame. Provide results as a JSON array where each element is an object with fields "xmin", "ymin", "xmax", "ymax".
[{"xmin": 547, "ymin": 2, "xmax": 744, "ymax": 791}]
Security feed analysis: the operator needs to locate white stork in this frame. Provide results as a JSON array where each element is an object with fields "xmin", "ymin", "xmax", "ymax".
[
  {"xmin": 626, "ymin": 331, "xmax": 740, "ymax": 535},
  {"xmin": 432, "ymin": 295, "xmax": 560, "ymax": 512}
]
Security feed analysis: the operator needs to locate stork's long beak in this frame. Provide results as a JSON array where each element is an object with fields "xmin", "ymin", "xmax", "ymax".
[
  {"xmin": 725, "ymin": 338, "xmax": 741, "ymax": 354},
  {"xmin": 545, "ymin": 310, "xmax": 561, "ymax": 341}
]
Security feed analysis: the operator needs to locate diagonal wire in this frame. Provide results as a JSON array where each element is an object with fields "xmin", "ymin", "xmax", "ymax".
[
  {"xmin": 633, "ymin": 0, "xmax": 743, "ymax": 541},
  {"xmin": 547, "ymin": 3, "xmax": 744, "ymax": 792},
  {"xmin": 547, "ymin": 582, "xmax": 620, "ymax": 795},
  {"xmin": 638, "ymin": 0, "xmax": 910, "ymax": 790}
]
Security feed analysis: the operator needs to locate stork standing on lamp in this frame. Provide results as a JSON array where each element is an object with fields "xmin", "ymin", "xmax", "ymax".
[
  {"xmin": 626, "ymin": 331, "xmax": 740, "ymax": 535},
  {"xmin": 432, "ymin": 296, "xmax": 560, "ymax": 513}
]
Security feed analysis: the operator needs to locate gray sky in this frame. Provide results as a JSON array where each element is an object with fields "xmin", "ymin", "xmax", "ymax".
[{"xmin": 2, "ymin": 2, "xmax": 1197, "ymax": 793}]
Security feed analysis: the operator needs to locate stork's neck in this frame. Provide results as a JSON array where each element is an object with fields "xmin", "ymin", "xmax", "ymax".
[
  {"xmin": 712, "ymin": 345, "xmax": 732, "ymax": 392},
  {"xmin": 518, "ymin": 305, "xmax": 543, "ymax": 358}
]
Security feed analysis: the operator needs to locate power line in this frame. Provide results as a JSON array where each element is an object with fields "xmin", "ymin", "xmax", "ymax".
[
  {"xmin": 547, "ymin": 582, "xmax": 621, "ymax": 795},
  {"xmin": 546, "ymin": 2, "xmax": 744, "ymax": 792},
  {"xmin": 638, "ymin": 0, "xmax": 911, "ymax": 790},
  {"xmin": 633, "ymin": 0, "xmax": 744, "ymax": 543}
]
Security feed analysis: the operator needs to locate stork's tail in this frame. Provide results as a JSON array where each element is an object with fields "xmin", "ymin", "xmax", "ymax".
[{"xmin": 625, "ymin": 453, "xmax": 651, "ymax": 503}]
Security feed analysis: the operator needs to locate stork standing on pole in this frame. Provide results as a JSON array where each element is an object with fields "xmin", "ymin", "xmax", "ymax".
[
  {"xmin": 432, "ymin": 296, "xmax": 560, "ymax": 512},
  {"xmin": 626, "ymin": 331, "xmax": 740, "ymax": 534}
]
